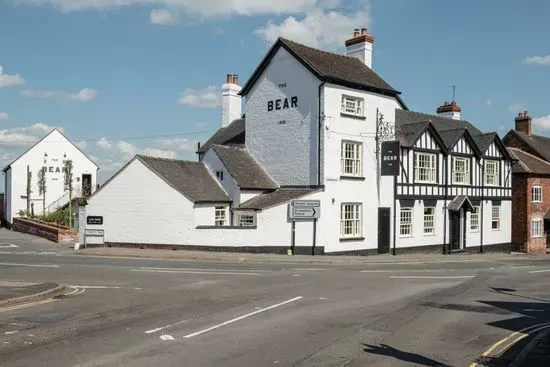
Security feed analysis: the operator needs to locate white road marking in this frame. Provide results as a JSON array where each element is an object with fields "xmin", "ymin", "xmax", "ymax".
[
  {"xmin": 159, "ymin": 334, "xmax": 175, "ymax": 341},
  {"xmin": 4, "ymin": 330, "xmax": 18, "ymax": 335},
  {"xmin": 0, "ymin": 244, "xmax": 18, "ymax": 248},
  {"xmin": 130, "ymin": 269, "xmax": 261, "ymax": 276},
  {"xmin": 292, "ymin": 274, "xmax": 301, "ymax": 277},
  {"xmin": 138, "ymin": 266, "xmax": 272, "ymax": 273},
  {"xmin": 529, "ymin": 269, "xmax": 550, "ymax": 274},
  {"xmin": 291, "ymin": 268, "xmax": 329, "ymax": 271},
  {"xmin": 145, "ymin": 319, "xmax": 190, "ymax": 334},
  {"xmin": 390, "ymin": 275, "xmax": 475, "ymax": 280},
  {"xmin": 67, "ymin": 285, "xmax": 121, "ymax": 289},
  {"xmin": 184, "ymin": 296, "xmax": 303, "ymax": 339},
  {"xmin": 0, "ymin": 299, "xmax": 56, "ymax": 313},
  {"xmin": 0, "ymin": 263, "xmax": 60, "ymax": 268},
  {"xmin": 360, "ymin": 269, "xmax": 456, "ymax": 273}
]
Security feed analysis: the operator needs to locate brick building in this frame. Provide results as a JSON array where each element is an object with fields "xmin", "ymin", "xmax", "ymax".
[{"xmin": 504, "ymin": 112, "xmax": 550, "ymax": 253}]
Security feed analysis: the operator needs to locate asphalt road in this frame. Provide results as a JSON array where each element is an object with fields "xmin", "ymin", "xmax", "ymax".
[{"xmin": 1, "ymin": 230, "xmax": 550, "ymax": 366}]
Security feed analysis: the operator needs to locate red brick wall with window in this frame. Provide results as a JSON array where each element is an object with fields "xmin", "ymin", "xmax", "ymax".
[{"xmin": 525, "ymin": 177, "xmax": 550, "ymax": 253}]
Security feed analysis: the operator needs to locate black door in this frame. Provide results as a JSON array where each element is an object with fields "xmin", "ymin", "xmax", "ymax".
[
  {"xmin": 450, "ymin": 212, "xmax": 461, "ymax": 251},
  {"xmin": 82, "ymin": 174, "xmax": 92, "ymax": 197},
  {"xmin": 378, "ymin": 208, "xmax": 391, "ymax": 254}
]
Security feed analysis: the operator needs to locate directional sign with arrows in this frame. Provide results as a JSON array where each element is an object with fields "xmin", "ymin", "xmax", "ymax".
[{"xmin": 289, "ymin": 200, "xmax": 321, "ymax": 219}]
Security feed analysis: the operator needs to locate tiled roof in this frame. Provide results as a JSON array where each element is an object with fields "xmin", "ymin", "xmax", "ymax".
[
  {"xmin": 396, "ymin": 109, "xmax": 482, "ymax": 135},
  {"xmin": 447, "ymin": 195, "xmax": 473, "ymax": 212},
  {"xmin": 211, "ymin": 145, "xmax": 279, "ymax": 190},
  {"xmin": 239, "ymin": 188, "xmax": 321, "ymax": 210},
  {"xmin": 198, "ymin": 118, "xmax": 245, "ymax": 154},
  {"xmin": 508, "ymin": 148, "xmax": 550, "ymax": 175},
  {"xmin": 504, "ymin": 130, "xmax": 550, "ymax": 162},
  {"xmin": 137, "ymin": 155, "xmax": 231, "ymax": 203},
  {"xmin": 472, "ymin": 133, "xmax": 497, "ymax": 153}
]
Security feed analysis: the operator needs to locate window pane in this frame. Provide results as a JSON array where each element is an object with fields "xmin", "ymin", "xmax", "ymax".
[{"xmin": 340, "ymin": 204, "xmax": 362, "ymax": 237}]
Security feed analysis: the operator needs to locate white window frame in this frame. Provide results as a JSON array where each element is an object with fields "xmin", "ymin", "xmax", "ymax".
[
  {"xmin": 485, "ymin": 160, "xmax": 499, "ymax": 186},
  {"xmin": 215, "ymin": 206, "xmax": 227, "ymax": 226},
  {"xmin": 532, "ymin": 186, "xmax": 543, "ymax": 203},
  {"xmin": 452, "ymin": 157, "xmax": 471, "ymax": 185},
  {"xmin": 414, "ymin": 152, "xmax": 437, "ymax": 183},
  {"xmin": 341, "ymin": 141, "xmax": 363, "ymax": 177},
  {"xmin": 491, "ymin": 205, "xmax": 501, "ymax": 230},
  {"xmin": 531, "ymin": 218, "xmax": 543, "ymax": 238},
  {"xmin": 341, "ymin": 95, "xmax": 364, "ymax": 117},
  {"xmin": 470, "ymin": 206, "xmax": 480, "ymax": 232},
  {"xmin": 400, "ymin": 208, "xmax": 413, "ymax": 237},
  {"xmin": 340, "ymin": 203, "xmax": 362, "ymax": 238},
  {"xmin": 423, "ymin": 207, "xmax": 435, "ymax": 235},
  {"xmin": 236, "ymin": 212, "xmax": 256, "ymax": 227}
]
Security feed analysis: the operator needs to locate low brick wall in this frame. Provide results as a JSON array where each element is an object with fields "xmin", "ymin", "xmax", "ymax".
[{"xmin": 12, "ymin": 218, "xmax": 78, "ymax": 245}]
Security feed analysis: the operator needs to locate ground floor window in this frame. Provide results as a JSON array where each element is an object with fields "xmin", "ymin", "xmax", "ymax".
[
  {"xmin": 491, "ymin": 205, "xmax": 500, "ymax": 230},
  {"xmin": 470, "ymin": 206, "xmax": 480, "ymax": 232},
  {"xmin": 215, "ymin": 206, "xmax": 227, "ymax": 226},
  {"xmin": 340, "ymin": 203, "xmax": 362, "ymax": 238},
  {"xmin": 400, "ymin": 208, "xmax": 413, "ymax": 236},
  {"xmin": 423, "ymin": 207, "xmax": 435, "ymax": 235},
  {"xmin": 531, "ymin": 219, "xmax": 543, "ymax": 238},
  {"xmin": 236, "ymin": 212, "xmax": 256, "ymax": 227}
]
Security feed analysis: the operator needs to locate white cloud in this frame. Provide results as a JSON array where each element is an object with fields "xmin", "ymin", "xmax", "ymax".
[
  {"xmin": 0, "ymin": 122, "xmax": 59, "ymax": 146},
  {"xmin": 255, "ymin": 3, "xmax": 371, "ymax": 49},
  {"xmin": 96, "ymin": 137, "xmax": 113, "ymax": 150},
  {"xmin": 534, "ymin": 115, "xmax": 550, "ymax": 131},
  {"xmin": 508, "ymin": 103, "xmax": 526, "ymax": 114},
  {"xmin": 75, "ymin": 140, "xmax": 88, "ymax": 150},
  {"xmin": 195, "ymin": 122, "xmax": 208, "ymax": 128},
  {"xmin": 142, "ymin": 148, "xmax": 177, "ymax": 159},
  {"xmin": 524, "ymin": 55, "xmax": 550, "ymax": 67},
  {"xmin": 21, "ymin": 88, "xmax": 97, "ymax": 102},
  {"xmin": 150, "ymin": 8, "xmax": 176, "ymax": 25},
  {"xmin": 0, "ymin": 65, "xmax": 25, "ymax": 88},
  {"xmin": 0, "ymin": 112, "xmax": 9, "ymax": 121},
  {"xmin": 178, "ymin": 85, "xmax": 220, "ymax": 108},
  {"xmin": 485, "ymin": 99, "xmax": 492, "ymax": 107},
  {"xmin": 155, "ymin": 137, "xmax": 197, "ymax": 152},
  {"xmin": 18, "ymin": 0, "xmax": 319, "ymax": 16}
]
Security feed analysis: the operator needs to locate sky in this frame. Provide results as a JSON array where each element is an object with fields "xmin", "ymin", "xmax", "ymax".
[{"xmin": 0, "ymin": 0, "xmax": 549, "ymax": 184}]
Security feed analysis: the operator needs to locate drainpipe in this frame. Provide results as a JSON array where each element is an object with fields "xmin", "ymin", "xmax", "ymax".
[
  {"xmin": 317, "ymin": 82, "xmax": 326, "ymax": 187},
  {"xmin": 480, "ymin": 160, "xmax": 485, "ymax": 254},
  {"xmin": 443, "ymin": 155, "xmax": 448, "ymax": 254}
]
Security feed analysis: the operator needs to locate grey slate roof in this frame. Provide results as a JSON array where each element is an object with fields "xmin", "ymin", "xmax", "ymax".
[
  {"xmin": 198, "ymin": 118, "xmax": 245, "ymax": 154},
  {"xmin": 472, "ymin": 133, "xmax": 497, "ymax": 153},
  {"xmin": 504, "ymin": 130, "xmax": 550, "ymax": 162},
  {"xmin": 447, "ymin": 195, "xmax": 473, "ymax": 212},
  {"xmin": 398, "ymin": 121, "xmax": 430, "ymax": 147},
  {"xmin": 239, "ymin": 188, "xmax": 321, "ymax": 210},
  {"xmin": 137, "ymin": 155, "xmax": 231, "ymax": 203},
  {"xmin": 240, "ymin": 38, "xmax": 405, "ymax": 107},
  {"xmin": 508, "ymin": 148, "xmax": 550, "ymax": 175},
  {"xmin": 211, "ymin": 145, "xmax": 279, "ymax": 190},
  {"xmin": 396, "ymin": 109, "xmax": 482, "ymax": 135}
]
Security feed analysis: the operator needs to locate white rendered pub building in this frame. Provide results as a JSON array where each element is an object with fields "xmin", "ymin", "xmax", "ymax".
[{"xmin": 82, "ymin": 28, "xmax": 512, "ymax": 254}]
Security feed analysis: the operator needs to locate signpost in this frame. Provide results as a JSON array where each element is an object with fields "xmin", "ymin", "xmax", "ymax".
[
  {"xmin": 289, "ymin": 200, "xmax": 321, "ymax": 219},
  {"xmin": 381, "ymin": 141, "xmax": 400, "ymax": 176}
]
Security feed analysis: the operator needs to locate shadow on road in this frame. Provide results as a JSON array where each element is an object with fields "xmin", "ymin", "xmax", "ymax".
[{"xmin": 362, "ymin": 343, "xmax": 451, "ymax": 366}]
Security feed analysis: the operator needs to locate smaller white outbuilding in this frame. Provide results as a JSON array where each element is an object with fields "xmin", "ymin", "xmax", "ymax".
[{"xmin": 3, "ymin": 129, "xmax": 99, "ymax": 224}]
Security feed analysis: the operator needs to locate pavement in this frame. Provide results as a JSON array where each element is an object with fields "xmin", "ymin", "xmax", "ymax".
[{"xmin": 2, "ymin": 228, "xmax": 550, "ymax": 366}]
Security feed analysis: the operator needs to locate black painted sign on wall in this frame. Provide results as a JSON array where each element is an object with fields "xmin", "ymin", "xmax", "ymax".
[
  {"xmin": 381, "ymin": 141, "xmax": 400, "ymax": 176},
  {"xmin": 87, "ymin": 216, "xmax": 103, "ymax": 225}
]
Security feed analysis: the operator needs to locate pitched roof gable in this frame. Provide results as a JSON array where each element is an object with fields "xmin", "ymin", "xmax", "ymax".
[
  {"xmin": 2, "ymin": 128, "xmax": 99, "ymax": 172},
  {"xmin": 240, "ymin": 38, "xmax": 405, "ymax": 107},
  {"xmin": 438, "ymin": 128, "xmax": 482, "ymax": 157},
  {"xmin": 198, "ymin": 118, "xmax": 245, "ymax": 154},
  {"xmin": 508, "ymin": 148, "xmax": 550, "ymax": 175},
  {"xmin": 398, "ymin": 121, "xmax": 448, "ymax": 153},
  {"xmin": 396, "ymin": 109, "xmax": 482, "ymax": 135},
  {"xmin": 503, "ymin": 130, "xmax": 550, "ymax": 162},
  {"xmin": 211, "ymin": 145, "xmax": 279, "ymax": 190}
]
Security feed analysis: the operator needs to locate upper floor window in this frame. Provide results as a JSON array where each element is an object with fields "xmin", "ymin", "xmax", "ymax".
[
  {"xmin": 452, "ymin": 157, "xmax": 470, "ymax": 185},
  {"xmin": 485, "ymin": 160, "xmax": 499, "ymax": 186},
  {"xmin": 341, "ymin": 95, "xmax": 364, "ymax": 117},
  {"xmin": 532, "ymin": 186, "xmax": 543, "ymax": 203},
  {"xmin": 414, "ymin": 152, "xmax": 437, "ymax": 183},
  {"xmin": 215, "ymin": 206, "xmax": 227, "ymax": 226},
  {"xmin": 341, "ymin": 141, "xmax": 362, "ymax": 177}
]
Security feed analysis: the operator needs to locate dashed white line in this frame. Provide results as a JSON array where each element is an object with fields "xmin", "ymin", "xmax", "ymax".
[
  {"xmin": 4, "ymin": 330, "xmax": 18, "ymax": 335},
  {"xmin": 529, "ymin": 269, "xmax": 550, "ymax": 274},
  {"xmin": 130, "ymin": 269, "xmax": 261, "ymax": 276},
  {"xmin": 183, "ymin": 296, "xmax": 303, "ymax": 339},
  {"xmin": 0, "ymin": 263, "xmax": 60, "ymax": 268},
  {"xmin": 145, "ymin": 319, "xmax": 190, "ymax": 334},
  {"xmin": 159, "ymin": 334, "xmax": 175, "ymax": 341},
  {"xmin": 67, "ymin": 285, "xmax": 121, "ymax": 289},
  {"xmin": 390, "ymin": 275, "xmax": 475, "ymax": 280}
]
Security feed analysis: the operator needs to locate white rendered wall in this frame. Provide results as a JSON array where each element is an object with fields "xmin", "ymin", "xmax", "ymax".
[
  {"xmin": 483, "ymin": 200, "xmax": 511, "ymax": 245},
  {"xmin": 396, "ymin": 199, "xmax": 446, "ymax": 249},
  {"xmin": 246, "ymin": 47, "xmax": 321, "ymax": 186},
  {"xmin": 222, "ymin": 83, "xmax": 242, "ymax": 128},
  {"xmin": 201, "ymin": 148, "xmax": 240, "ymax": 206},
  {"xmin": 5, "ymin": 130, "xmax": 98, "ymax": 223}
]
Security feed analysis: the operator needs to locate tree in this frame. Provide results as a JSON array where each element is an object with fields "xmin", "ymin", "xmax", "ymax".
[
  {"xmin": 63, "ymin": 159, "xmax": 74, "ymax": 227},
  {"xmin": 26, "ymin": 165, "xmax": 32, "ymax": 217},
  {"xmin": 38, "ymin": 167, "xmax": 47, "ymax": 215}
]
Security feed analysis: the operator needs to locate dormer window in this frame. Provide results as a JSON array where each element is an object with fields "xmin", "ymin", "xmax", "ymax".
[
  {"xmin": 414, "ymin": 152, "xmax": 437, "ymax": 183},
  {"xmin": 341, "ymin": 95, "xmax": 364, "ymax": 117},
  {"xmin": 452, "ymin": 157, "xmax": 470, "ymax": 185}
]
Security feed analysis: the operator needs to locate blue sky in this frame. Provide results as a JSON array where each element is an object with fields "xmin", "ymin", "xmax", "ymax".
[{"xmin": 0, "ymin": 0, "xmax": 549, "ymax": 183}]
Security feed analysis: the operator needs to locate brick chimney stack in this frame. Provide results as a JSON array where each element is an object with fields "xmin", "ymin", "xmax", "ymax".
[
  {"xmin": 345, "ymin": 27, "xmax": 374, "ymax": 68},
  {"xmin": 222, "ymin": 74, "xmax": 242, "ymax": 128},
  {"xmin": 515, "ymin": 111, "xmax": 532, "ymax": 136},
  {"xmin": 436, "ymin": 100, "xmax": 462, "ymax": 120}
]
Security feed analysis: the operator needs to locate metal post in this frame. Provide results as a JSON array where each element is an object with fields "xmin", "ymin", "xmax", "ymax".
[
  {"xmin": 291, "ymin": 220, "xmax": 296, "ymax": 255},
  {"xmin": 312, "ymin": 218, "xmax": 317, "ymax": 256}
]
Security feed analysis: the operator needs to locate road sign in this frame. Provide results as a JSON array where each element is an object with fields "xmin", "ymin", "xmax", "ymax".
[{"xmin": 289, "ymin": 200, "xmax": 320, "ymax": 219}]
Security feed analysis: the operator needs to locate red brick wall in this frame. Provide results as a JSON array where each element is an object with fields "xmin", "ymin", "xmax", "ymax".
[
  {"xmin": 511, "ymin": 175, "xmax": 527, "ymax": 250},
  {"xmin": 13, "ymin": 218, "xmax": 77, "ymax": 245},
  {"xmin": 525, "ymin": 177, "xmax": 550, "ymax": 254}
]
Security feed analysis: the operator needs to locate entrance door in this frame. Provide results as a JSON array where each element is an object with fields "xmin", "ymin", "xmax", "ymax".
[
  {"xmin": 82, "ymin": 174, "xmax": 92, "ymax": 197},
  {"xmin": 450, "ymin": 212, "xmax": 461, "ymax": 251},
  {"xmin": 378, "ymin": 208, "xmax": 391, "ymax": 254}
]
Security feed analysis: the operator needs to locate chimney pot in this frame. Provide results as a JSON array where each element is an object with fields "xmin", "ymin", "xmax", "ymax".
[
  {"xmin": 226, "ymin": 74, "xmax": 233, "ymax": 84},
  {"xmin": 361, "ymin": 27, "xmax": 367, "ymax": 35},
  {"xmin": 233, "ymin": 74, "xmax": 239, "ymax": 85}
]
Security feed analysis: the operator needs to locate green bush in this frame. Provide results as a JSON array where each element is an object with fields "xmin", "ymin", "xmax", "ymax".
[{"xmin": 40, "ymin": 207, "xmax": 72, "ymax": 227}]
